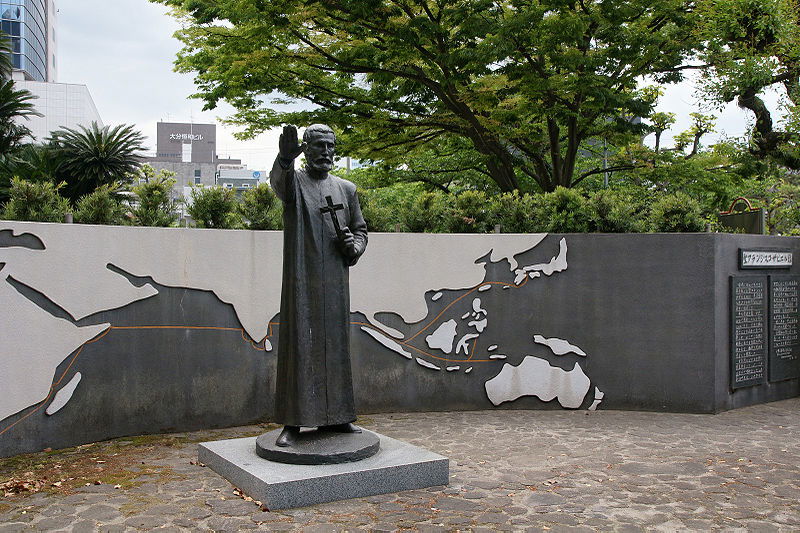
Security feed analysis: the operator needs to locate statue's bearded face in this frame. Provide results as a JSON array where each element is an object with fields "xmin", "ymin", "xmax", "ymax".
[{"xmin": 304, "ymin": 132, "xmax": 336, "ymax": 173}]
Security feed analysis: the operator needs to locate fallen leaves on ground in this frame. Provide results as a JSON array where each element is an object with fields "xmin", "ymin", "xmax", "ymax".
[{"xmin": 1, "ymin": 476, "xmax": 44, "ymax": 496}]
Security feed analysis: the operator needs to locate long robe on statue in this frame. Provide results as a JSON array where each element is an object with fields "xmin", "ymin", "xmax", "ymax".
[{"xmin": 270, "ymin": 157, "xmax": 368, "ymax": 427}]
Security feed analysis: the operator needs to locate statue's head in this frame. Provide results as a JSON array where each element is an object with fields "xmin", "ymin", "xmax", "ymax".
[{"xmin": 303, "ymin": 124, "xmax": 336, "ymax": 174}]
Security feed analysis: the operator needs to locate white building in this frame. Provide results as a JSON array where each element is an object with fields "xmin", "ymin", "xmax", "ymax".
[
  {"xmin": 13, "ymin": 80, "xmax": 103, "ymax": 140},
  {"xmin": 4, "ymin": 0, "xmax": 103, "ymax": 141}
]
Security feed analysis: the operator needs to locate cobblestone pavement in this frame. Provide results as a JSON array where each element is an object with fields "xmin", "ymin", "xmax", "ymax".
[{"xmin": 1, "ymin": 398, "xmax": 799, "ymax": 532}]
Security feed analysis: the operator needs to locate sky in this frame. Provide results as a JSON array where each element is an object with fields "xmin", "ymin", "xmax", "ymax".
[
  {"xmin": 56, "ymin": 0, "xmax": 782, "ymax": 171},
  {"xmin": 57, "ymin": 0, "xmax": 281, "ymax": 171}
]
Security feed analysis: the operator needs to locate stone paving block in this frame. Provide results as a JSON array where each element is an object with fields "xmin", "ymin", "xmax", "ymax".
[
  {"xmin": 71, "ymin": 519, "xmax": 99, "ymax": 533},
  {"xmin": 171, "ymin": 517, "xmax": 199, "ymax": 528},
  {"xmin": 369, "ymin": 524, "xmax": 399, "ymax": 532},
  {"xmin": 205, "ymin": 497, "xmax": 257, "ymax": 516},
  {"xmin": 33, "ymin": 515, "xmax": 75, "ymax": 530},
  {"xmin": 77, "ymin": 504, "xmax": 122, "ymax": 522},
  {"xmin": 97, "ymin": 525, "xmax": 126, "ymax": 533},
  {"xmin": 0, "ymin": 524, "xmax": 28, "ymax": 533},
  {"xmin": 525, "ymin": 491, "xmax": 567, "ymax": 507},
  {"xmin": 124, "ymin": 515, "xmax": 166, "ymax": 529},
  {"xmin": 256, "ymin": 523, "xmax": 297, "ymax": 531},
  {"xmin": 184, "ymin": 506, "xmax": 212, "ymax": 520}
]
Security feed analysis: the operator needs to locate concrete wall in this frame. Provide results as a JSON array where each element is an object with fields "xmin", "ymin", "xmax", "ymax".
[{"xmin": 0, "ymin": 221, "xmax": 798, "ymax": 457}]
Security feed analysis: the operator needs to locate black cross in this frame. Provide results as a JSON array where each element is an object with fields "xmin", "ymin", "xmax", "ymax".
[{"xmin": 320, "ymin": 195, "xmax": 346, "ymax": 240}]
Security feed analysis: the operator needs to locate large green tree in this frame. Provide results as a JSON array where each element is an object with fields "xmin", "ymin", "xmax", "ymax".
[
  {"xmin": 155, "ymin": 0, "xmax": 697, "ymax": 192},
  {"xmin": 697, "ymin": 0, "xmax": 800, "ymax": 168}
]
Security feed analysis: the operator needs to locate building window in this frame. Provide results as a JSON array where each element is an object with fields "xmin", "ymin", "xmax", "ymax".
[
  {"xmin": 194, "ymin": 169, "xmax": 201, "ymax": 177},
  {"xmin": 194, "ymin": 177, "xmax": 201, "ymax": 185},
  {"xmin": 1, "ymin": 1, "xmax": 47, "ymax": 82},
  {"xmin": 223, "ymin": 183, "xmax": 233, "ymax": 189},
  {"xmin": 241, "ymin": 183, "xmax": 250, "ymax": 188}
]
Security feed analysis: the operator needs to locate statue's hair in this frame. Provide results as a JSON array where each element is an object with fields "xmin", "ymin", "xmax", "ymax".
[{"xmin": 303, "ymin": 124, "xmax": 336, "ymax": 143}]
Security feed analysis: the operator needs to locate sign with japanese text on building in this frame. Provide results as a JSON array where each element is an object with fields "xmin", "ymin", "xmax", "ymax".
[
  {"xmin": 169, "ymin": 133, "xmax": 203, "ymax": 141},
  {"xmin": 740, "ymin": 249, "xmax": 793, "ymax": 269}
]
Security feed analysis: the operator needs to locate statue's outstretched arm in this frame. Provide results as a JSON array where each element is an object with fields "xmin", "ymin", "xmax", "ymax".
[{"xmin": 270, "ymin": 125, "xmax": 306, "ymax": 202}]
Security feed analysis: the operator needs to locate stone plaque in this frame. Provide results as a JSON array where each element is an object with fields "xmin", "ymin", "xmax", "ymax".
[
  {"xmin": 769, "ymin": 275, "xmax": 800, "ymax": 382},
  {"xmin": 731, "ymin": 276, "xmax": 767, "ymax": 389},
  {"xmin": 740, "ymin": 249, "xmax": 793, "ymax": 269}
]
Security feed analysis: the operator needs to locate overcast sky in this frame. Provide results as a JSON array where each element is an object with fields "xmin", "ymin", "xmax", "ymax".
[
  {"xmin": 56, "ymin": 0, "xmax": 777, "ymax": 171},
  {"xmin": 57, "ymin": 0, "xmax": 280, "ymax": 170}
]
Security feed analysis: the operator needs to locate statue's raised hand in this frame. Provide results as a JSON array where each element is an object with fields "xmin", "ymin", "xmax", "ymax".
[{"xmin": 278, "ymin": 125, "xmax": 307, "ymax": 164}]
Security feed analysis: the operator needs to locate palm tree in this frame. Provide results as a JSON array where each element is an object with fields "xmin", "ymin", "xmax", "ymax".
[
  {"xmin": 5, "ymin": 143, "xmax": 59, "ymax": 181},
  {"xmin": 0, "ymin": 32, "xmax": 42, "ymax": 202},
  {"xmin": 48, "ymin": 122, "xmax": 147, "ymax": 201},
  {"xmin": 0, "ymin": 79, "xmax": 39, "ymax": 153},
  {"xmin": 0, "ymin": 30, "xmax": 13, "ymax": 78},
  {"xmin": 0, "ymin": 31, "xmax": 39, "ymax": 155}
]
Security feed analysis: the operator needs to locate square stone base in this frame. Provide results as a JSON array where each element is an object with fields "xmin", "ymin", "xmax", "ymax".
[{"xmin": 198, "ymin": 432, "xmax": 449, "ymax": 510}]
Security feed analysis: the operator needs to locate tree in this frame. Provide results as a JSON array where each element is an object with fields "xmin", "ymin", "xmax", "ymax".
[
  {"xmin": 128, "ymin": 165, "xmax": 179, "ymax": 227},
  {"xmin": 156, "ymin": 0, "xmax": 697, "ymax": 192},
  {"xmin": 597, "ymin": 138, "xmax": 749, "ymax": 213},
  {"xmin": 345, "ymin": 135, "xmax": 499, "ymax": 193},
  {"xmin": 648, "ymin": 112, "xmax": 677, "ymax": 154},
  {"xmin": 238, "ymin": 182, "xmax": 282, "ymax": 230},
  {"xmin": 2, "ymin": 143, "xmax": 60, "ymax": 183},
  {"xmin": 74, "ymin": 183, "xmax": 127, "ymax": 225},
  {"xmin": 697, "ymin": 0, "xmax": 800, "ymax": 168},
  {"xmin": 673, "ymin": 113, "xmax": 716, "ymax": 157},
  {"xmin": 48, "ymin": 122, "xmax": 146, "ymax": 201},
  {"xmin": 0, "ymin": 33, "xmax": 40, "ymax": 192},
  {"xmin": 0, "ymin": 78, "xmax": 39, "ymax": 156},
  {"xmin": 186, "ymin": 185, "xmax": 241, "ymax": 228},
  {"xmin": 2, "ymin": 177, "xmax": 70, "ymax": 223},
  {"xmin": 648, "ymin": 191, "xmax": 706, "ymax": 232},
  {"xmin": 0, "ymin": 30, "xmax": 12, "ymax": 78}
]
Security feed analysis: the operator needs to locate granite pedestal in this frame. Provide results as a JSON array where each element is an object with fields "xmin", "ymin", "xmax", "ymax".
[{"xmin": 198, "ymin": 432, "xmax": 449, "ymax": 510}]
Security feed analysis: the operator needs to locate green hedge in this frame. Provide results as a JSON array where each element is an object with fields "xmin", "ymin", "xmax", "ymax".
[
  {"xmin": 0, "ymin": 178, "xmax": 723, "ymax": 234},
  {"xmin": 367, "ymin": 187, "xmax": 709, "ymax": 234}
]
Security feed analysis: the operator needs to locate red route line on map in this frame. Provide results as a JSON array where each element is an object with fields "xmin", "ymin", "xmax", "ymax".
[{"xmin": 1, "ymin": 274, "xmax": 532, "ymax": 436}]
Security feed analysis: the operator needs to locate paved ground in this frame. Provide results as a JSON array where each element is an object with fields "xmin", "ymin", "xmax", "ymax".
[{"xmin": 1, "ymin": 398, "xmax": 799, "ymax": 532}]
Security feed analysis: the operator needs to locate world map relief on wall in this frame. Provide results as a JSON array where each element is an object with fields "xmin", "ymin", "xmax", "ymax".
[
  {"xmin": 353, "ymin": 236, "xmax": 604, "ymax": 411},
  {"xmin": 0, "ymin": 222, "xmax": 284, "ymax": 452},
  {"xmin": 0, "ymin": 222, "xmax": 604, "ymax": 456}
]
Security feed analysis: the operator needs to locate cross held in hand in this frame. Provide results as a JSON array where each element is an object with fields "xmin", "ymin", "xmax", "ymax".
[{"xmin": 320, "ymin": 195, "xmax": 346, "ymax": 240}]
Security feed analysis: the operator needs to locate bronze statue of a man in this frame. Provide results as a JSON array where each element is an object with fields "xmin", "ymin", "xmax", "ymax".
[{"xmin": 269, "ymin": 124, "xmax": 368, "ymax": 447}]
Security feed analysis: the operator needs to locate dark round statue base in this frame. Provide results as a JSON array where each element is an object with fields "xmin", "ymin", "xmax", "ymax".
[{"xmin": 255, "ymin": 428, "xmax": 381, "ymax": 465}]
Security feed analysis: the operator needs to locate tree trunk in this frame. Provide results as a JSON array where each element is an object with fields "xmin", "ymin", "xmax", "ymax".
[{"xmin": 486, "ymin": 156, "xmax": 519, "ymax": 192}]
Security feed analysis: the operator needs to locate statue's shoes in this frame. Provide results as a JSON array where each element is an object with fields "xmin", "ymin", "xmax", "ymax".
[
  {"xmin": 320, "ymin": 422, "xmax": 362, "ymax": 434},
  {"xmin": 275, "ymin": 426, "xmax": 300, "ymax": 447}
]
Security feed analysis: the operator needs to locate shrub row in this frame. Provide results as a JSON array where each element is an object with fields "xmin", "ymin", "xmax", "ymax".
[
  {"xmin": 1, "ymin": 177, "xmax": 284, "ymax": 230},
  {"xmin": 360, "ymin": 187, "xmax": 707, "ymax": 233},
  {"xmin": 2, "ymin": 177, "xmax": 709, "ymax": 233}
]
